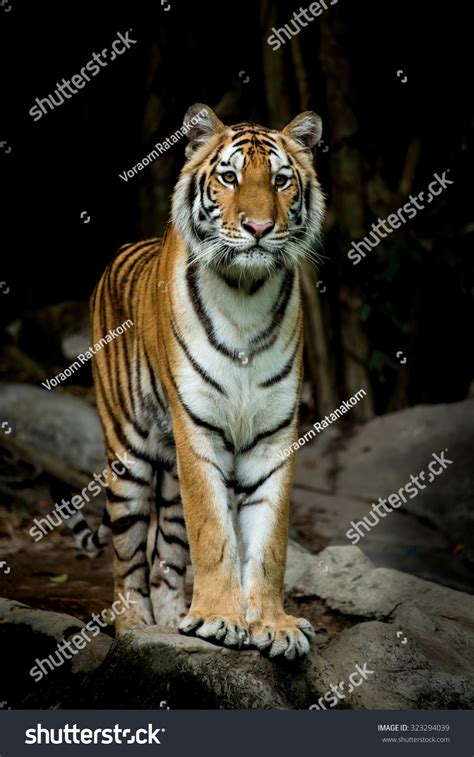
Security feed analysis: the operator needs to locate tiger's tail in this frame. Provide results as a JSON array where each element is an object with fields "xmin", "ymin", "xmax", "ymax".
[{"xmin": 66, "ymin": 507, "xmax": 112, "ymax": 556}]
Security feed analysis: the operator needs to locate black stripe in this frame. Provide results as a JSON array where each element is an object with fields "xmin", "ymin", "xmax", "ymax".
[
  {"xmin": 103, "ymin": 267, "xmax": 150, "ymax": 440},
  {"xmin": 188, "ymin": 171, "xmax": 206, "ymax": 242},
  {"xmin": 151, "ymin": 575, "xmax": 177, "ymax": 591},
  {"xmin": 110, "ymin": 514, "xmax": 150, "ymax": 536},
  {"xmin": 259, "ymin": 336, "xmax": 301, "ymax": 388},
  {"xmin": 134, "ymin": 587, "xmax": 150, "ymax": 598},
  {"xmin": 171, "ymin": 318, "xmax": 227, "ymax": 396},
  {"xmin": 95, "ymin": 369, "xmax": 153, "ymax": 466},
  {"xmin": 143, "ymin": 346, "xmax": 167, "ymax": 412},
  {"xmin": 121, "ymin": 560, "xmax": 148, "ymax": 579},
  {"xmin": 159, "ymin": 526, "xmax": 189, "ymax": 550},
  {"xmin": 196, "ymin": 454, "xmax": 230, "ymax": 485},
  {"xmin": 72, "ymin": 521, "xmax": 88, "ymax": 535},
  {"xmin": 112, "ymin": 466, "xmax": 150, "ymax": 487},
  {"xmin": 238, "ymin": 403, "xmax": 297, "ymax": 454},
  {"xmin": 164, "ymin": 515, "xmax": 185, "ymax": 525},
  {"xmin": 81, "ymin": 532, "xmax": 92, "ymax": 548},
  {"xmin": 92, "ymin": 533, "xmax": 104, "ymax": 549},
  {"xmin": 249, "ymin": 270, "xmax": 294, "ymax": 347},
  {"xmin": 159, "ymin": 495, "xmax": 181, "ymax": 507},
  {"xmin": 186, "ymin": 264, "xmax": 234, "ymax": 358},
  {"xmin": 105, "ymin": 488, "xmax": 135, "ymax": 504},
  {"xmin": 114, "ymin": 539, "xmax": 147, "ymax": 562},
  {"xmin": 162, "ymin": 348, "xmax": 234, "ymax": 453},
  {"xmin": 248, "ymin": 278, "xmax": 266, "ymax": 295},
  {"xmin": 112, "ymin": 241, "xmax": 155, "ymax": 293},
  {"xmin": 186, "ymin": 263, "xmax": 251, "ymax": 362},
  {"xmin": 235, "ymin": 461, "xmax": 287, "ymax": 496}
]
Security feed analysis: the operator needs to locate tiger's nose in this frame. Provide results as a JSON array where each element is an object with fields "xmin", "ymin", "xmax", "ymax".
[{"xmin": 241, "ymin": 220, "xmax": 275, "ymax": 238}]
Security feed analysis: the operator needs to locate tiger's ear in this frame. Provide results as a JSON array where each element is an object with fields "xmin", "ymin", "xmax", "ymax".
[
  {"xmin": 282, "ymin": 111, "xmax": 322, "ymax": 154},
  {"xmin": 183, "ymin": 103, "xmax": 225, "ymax": 158}
]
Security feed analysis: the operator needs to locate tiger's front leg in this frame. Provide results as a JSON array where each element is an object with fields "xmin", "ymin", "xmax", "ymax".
[
  {"xmin": 172, "ymin": 413, "xmax": 249, "ymax": 648},
  {"xmin": 236, "ymin": 437, "xmax": 315, "ymax": 660}
]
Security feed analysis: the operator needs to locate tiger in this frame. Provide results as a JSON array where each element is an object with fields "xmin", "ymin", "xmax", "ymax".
[{"xmin": 74, "ymin": 103, "xmax": 325, "ymax": 660}]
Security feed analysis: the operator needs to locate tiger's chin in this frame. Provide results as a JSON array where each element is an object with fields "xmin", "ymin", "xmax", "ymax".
[{"xmin": 218, "ymin": 247, "xmax": 291, "ymax": 280}]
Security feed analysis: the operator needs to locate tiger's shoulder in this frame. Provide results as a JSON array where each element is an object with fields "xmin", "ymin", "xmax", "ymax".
[{"xmin": 114, "ymin": 236, "xmax": 163, "ymax": 267}]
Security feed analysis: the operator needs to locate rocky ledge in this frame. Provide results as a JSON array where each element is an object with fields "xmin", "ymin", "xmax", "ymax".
[{"xmin": 1, "ymin": 543, "xmax": 473, "ymax": 710}]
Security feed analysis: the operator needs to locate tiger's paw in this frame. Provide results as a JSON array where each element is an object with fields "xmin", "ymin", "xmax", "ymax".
[
  {"xmin": 179, "ymin": 611, "xmax": 249, "ymax": 648},
  {"xmin": 249, "ymin": 614, "xmax": 315, "ymax": 660}
]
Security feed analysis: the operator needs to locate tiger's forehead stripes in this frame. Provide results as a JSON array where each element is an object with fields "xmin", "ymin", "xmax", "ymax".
[{"xmin": 217, "ymin": 132, "xmax": 289, "ymax": 174}]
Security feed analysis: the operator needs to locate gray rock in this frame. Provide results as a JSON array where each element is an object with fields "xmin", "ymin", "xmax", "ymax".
[
  {"xmin": 62, "ymin": 326, "xmax": 92, "ymax": 361},
  {"xmin": 292, "ymin": 399, "xmax": 474, "ymax": 591},
  {"xmin": 0, "ymin": 383, "xmax": 105, "ymax": 474},
  {"xmin": 87, "ymin": 627, "xmax": 302, "ymax": 709},
  {"xmin": 2, "ymin": 540, "xmax": 474, "ymax": 710},
  {"xmin": 285, "ymin": 544, "xmax": 474, "ymax": 624},
  {"xmin": 310, "ymin": 618, "xmax": 474, "ymax": 710}
]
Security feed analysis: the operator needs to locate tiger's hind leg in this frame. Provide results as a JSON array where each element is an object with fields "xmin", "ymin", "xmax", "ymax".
[
  {"xmin": 149, "ymin": 466, "xmax": 189, "ymax": 627},
  {"xmin": 106, "ymin": 449, "xmax": 155, "ymax": 633}
]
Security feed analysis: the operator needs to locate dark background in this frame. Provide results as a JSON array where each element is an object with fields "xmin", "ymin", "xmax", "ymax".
[
  {"xmin": 1, "ymin": 0, "xmax": 473, "ymax": 417},
  {"xmin": 0, "ymin": 0, "xmax": 473, "ymax": 711}
]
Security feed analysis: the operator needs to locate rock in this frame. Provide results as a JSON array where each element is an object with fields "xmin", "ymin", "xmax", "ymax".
[
  {"xmin": 284, "ymin": 539, "xmax": 319, "ymax": 592},
  {"xmin": 310, "ymin": 617, "xmax": 474, "ymax": 709},
  {"xmin": 0, "ymin": 383, "xmax": 105, "ymax": 474},
  {"xmin": 2, "ymin": 544, "xmax": 473, "ymax": 709},
  {"xmin": 85, "ymin": 627, "xmax": 303, "ymax": 709},
  {"xmin": 62, "ymin": 326, "xmax": 92, "ymax": 362},
  {"xmin": 0, "ymin": 598, "xmax": 112, "ymax": 708},
  {"xmin": 0, "ymin": 344, "xmax": 47, "ymax": 383},
  {"xmin": 15, "ymin": 302, "xmax": 90, "ymax": 365},
  {"xmin": 285, "ymin": 544, "xmax": 474, "ymax": 624},
  {"xmin": 292, "ymin": 399, "xmax": 474, "ymax": 591}
]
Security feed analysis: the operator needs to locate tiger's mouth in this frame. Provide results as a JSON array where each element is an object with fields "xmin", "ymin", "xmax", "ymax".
[{"xmin": 218, "ymin": 244, "xmax": 287, "ymax": 277}]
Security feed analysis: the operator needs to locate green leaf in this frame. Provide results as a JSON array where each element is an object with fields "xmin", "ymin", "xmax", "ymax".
[{"xmin": 49, "ymin": 573, "xmax": 68, "ymax": 584}]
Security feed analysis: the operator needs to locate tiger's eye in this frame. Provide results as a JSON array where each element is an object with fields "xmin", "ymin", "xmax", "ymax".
[
  {"xmin": 275, "ymin": 174, "xmax": 288, "ymax": 187},
  {"xmin": 222, "ymin": 171, "xmax": 237, "ymax": 184}
]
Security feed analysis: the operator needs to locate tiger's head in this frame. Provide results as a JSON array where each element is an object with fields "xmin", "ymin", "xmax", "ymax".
[{"xmin": 172, "ymin": 103, "xmax": 325, "ymax": 278}]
